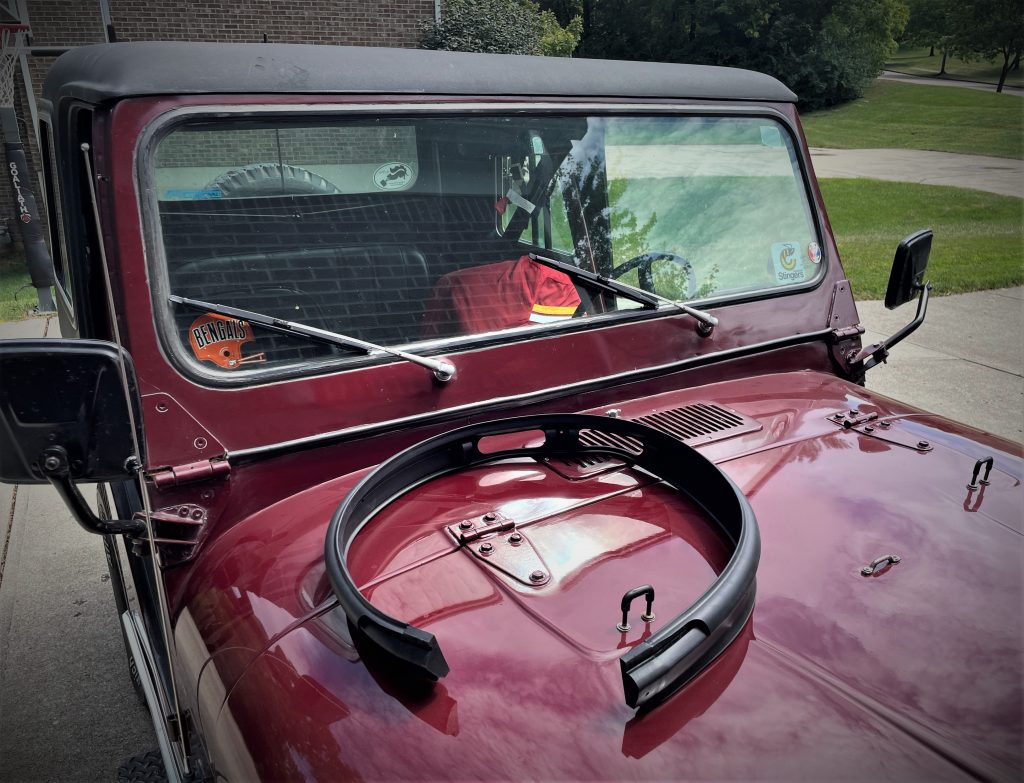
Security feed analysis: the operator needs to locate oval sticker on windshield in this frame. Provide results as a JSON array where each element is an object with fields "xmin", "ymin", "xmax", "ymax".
[
  {"xmin": 373, "ymin": 162, "xmax": 413, "ymax": 191},
  {"xmin": 770, "ymin": 242, "xmax": 807, "ymax": 284}
]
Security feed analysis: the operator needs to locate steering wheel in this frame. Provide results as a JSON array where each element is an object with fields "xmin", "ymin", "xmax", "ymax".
[{"xmin": 611, "ymin": 252, "xmax": 697, "ymax": 299}]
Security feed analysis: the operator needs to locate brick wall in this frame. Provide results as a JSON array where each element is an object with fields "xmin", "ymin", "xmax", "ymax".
[{"xmin": 1, "ymin": 0, "xmax": 437, "ymax": 250}]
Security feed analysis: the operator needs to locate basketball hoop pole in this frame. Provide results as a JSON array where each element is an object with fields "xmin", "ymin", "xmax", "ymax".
[{"xmin": 0, "ymin": 23, "xmax": 55, "ymax": 314}]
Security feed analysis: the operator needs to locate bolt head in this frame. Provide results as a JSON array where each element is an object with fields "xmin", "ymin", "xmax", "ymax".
[
  {"xmin": 482, "ymin": 512, "xmax": 497, "ymax": 522},
  {"xmin": 479, "ymin": 542, "xmax": 493, "ymax": 554},
  {"xmin": 861, "ymin": 566, "xmax": 873, "ymax": 576},
  {"xmin": 42, "ymin": 455, "xmax": 60, "ymax": 471},
  {"xmin": 863, "ymin": 426, "xmax": 875, "ymax": 433},
  {"xmin": 917, "ymin": 440, "xmax": 930, "ymax": 449},
  {"xmin": 508, "ymin": 532, "xmax": 523, "ymax": 544},
  {"xmin": 458, "ymin": 520, "xmax": 473, "ymax": 530},
  {"xmin": 849, "ymin": 408, "xmax": 860, "ymax": 415},
  {"xmin": 529, "ymin": 569, "xmax": 547, "ymax": 582},
  {"xmin": 879, "ymin": 421, "xmax": 892, "ymax": 428},
  {"xmin": 616, "ymin": 622, "xmax": 631, "ymax": 633}
]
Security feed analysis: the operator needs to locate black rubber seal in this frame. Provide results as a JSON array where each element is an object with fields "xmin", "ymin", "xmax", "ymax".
[{"xmin": 323, "ymin": 413, "xmax": 760, "ymax": 709}]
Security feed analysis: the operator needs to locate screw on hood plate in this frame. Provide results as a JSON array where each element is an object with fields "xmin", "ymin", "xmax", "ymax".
[{"xmin": 446, "ymin": 512, "xmax": 550, "ymax": 587}]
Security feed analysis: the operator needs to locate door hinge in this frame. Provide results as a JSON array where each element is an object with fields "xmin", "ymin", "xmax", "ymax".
[
  {"xmin": 151, "ymin": 458, "xmax": 230, "ymax": 490},
  {"xmin": 831, "ymin": 324, "xmax": 865, "ymax": 341}
]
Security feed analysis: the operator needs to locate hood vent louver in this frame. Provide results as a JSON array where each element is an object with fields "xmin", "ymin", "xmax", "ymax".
[{"xmin": 548, "ymin": 403, "xmax": 762, "ymax": 477}]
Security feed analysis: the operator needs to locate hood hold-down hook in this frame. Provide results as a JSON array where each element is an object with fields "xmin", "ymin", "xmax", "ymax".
[{"xmin": 617, "ymin": 585, "xmax": 656, "ymax": 632}]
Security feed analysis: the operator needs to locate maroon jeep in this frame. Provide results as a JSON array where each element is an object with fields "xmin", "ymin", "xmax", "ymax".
[{"xmin": 1, "ymin": 43, "xmax": 1021, "ymax": 781}]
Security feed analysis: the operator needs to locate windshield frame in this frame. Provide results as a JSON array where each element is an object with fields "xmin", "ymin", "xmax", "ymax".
[{"xmin": 137, "ymin": 101, "xmax": 828, "ymax": 387}]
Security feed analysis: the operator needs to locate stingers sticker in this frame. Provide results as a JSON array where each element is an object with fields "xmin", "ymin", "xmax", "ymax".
[
  {"xmin": 770, "ymin": 241, "xmax": 808, "ymax": 284},
  {"xmin": 188, "ymin": 313, "xmax": 266, "ymax": 369}
]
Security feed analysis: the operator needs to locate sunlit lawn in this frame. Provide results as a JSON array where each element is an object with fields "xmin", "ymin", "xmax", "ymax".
[
  {"xmin": 820, "ymin": 179, "xmax": 1024, "ymax": 299},
  {"xmin": 802, "ymin": 81, "xmax": 1023, "ymax": 159}
]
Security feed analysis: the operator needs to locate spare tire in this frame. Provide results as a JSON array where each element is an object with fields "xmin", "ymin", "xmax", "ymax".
[{"xmin": 208, "ymin": 163, "xmax": 341, "ymax": 198}]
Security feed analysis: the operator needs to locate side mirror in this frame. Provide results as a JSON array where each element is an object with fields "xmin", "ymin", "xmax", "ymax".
[
  {"xmin": 0, "ymin": 339, "xmax": 144, "ymax": 484},
  {"xmin": 851, "ymin": 230, "xmax": 933, "ymax": 372},
  {"xmin": 884, "ymin": 229, "xmax": 932, "ymax": 309}
]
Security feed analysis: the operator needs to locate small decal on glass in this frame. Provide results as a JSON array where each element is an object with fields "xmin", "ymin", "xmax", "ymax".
[
  {"xmin": 188, "ymin": 313, "xmax": 265, "ymax": 369},
  {"xmin": 373, "ymin": 162, "xmax": 413, "ymax": 190},
  {"xmin": 770, "ymin": 242, "xmax": 807, "ymax": 284},
  {"xmin": 807, "ymin": 242, "xmax": 822, "ymax": 264}
]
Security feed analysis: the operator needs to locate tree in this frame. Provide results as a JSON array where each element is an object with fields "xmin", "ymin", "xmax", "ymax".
[
  {"xmin": 949, "ymin": 0, "xmax": 1024, "ymax": 93},
  {"xmin": 569, "ymin": 0, "xmax": 907, "ymax": 110},
  {"xmin": 420, "ymin": 0, "xmax": 582, "ymax": 57}
]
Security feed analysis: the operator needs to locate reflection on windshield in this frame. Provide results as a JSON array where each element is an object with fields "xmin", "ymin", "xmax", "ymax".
[{"xmin": 152, "ymin": 114, "xmax": 819, "ymax": 376}]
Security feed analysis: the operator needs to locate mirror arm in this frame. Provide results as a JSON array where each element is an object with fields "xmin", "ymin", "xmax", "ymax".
[
  {"xmin": 851, "ymin": 283, "xmax": 931, "ymax": 372},
  {"xmin": 39, "ymin": 447, "xmax": 146, "ymax": 537}
]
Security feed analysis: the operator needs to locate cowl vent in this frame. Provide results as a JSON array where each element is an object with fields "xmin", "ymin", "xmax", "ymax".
[{"xmin": 550, "ymin": 403, "xmax": 762, "ymax": 476}]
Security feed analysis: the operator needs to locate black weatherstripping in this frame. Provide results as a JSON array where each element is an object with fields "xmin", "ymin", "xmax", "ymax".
[{"xmin": 323, "ymin": 413, "xmax": 760, "ymax": 709}]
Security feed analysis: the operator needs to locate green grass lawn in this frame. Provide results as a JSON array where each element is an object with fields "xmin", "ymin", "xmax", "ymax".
[
  {"xmin": 887, "ymin": 46, "xmax": 1024, "ymax": 89},
  {"xmin": 802, "ymin": 81, "xmax": 1023, "ymax": 159},
  {"xmin": 821, "ymin": 179, "xmax": 1023, "ymax": 299},
  {"xmin": 0, "ymin": 262, "xmax": 45, "ymax": 322}
]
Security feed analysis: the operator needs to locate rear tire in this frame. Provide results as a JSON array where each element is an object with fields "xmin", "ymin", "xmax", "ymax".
[{"xmin": 208, "ymin": 162, "xmax": 340, "ymax": 197}]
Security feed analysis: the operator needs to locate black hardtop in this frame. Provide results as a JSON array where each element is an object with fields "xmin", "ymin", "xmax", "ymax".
[{"xmin": 43, "ymin": 41, "xmax": 796, "ymax": 107}]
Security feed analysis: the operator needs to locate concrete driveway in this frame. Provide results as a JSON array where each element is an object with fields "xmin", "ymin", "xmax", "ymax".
[
  {"xmin": 0, "ymin": 316, "xmax": 155, "ymax": 783},
  {"xmin": 810, "ymin": 147, "xmax": 1024, "ymax": 198},
  {"xmin": 858, "ymin": 287, "xmax": 1023, "ymax": 443}
]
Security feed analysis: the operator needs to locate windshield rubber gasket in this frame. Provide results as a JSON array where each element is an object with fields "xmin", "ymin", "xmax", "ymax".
[{"xmin": 324, "ymin": 413, "xmax": 760, "ymax": 710}]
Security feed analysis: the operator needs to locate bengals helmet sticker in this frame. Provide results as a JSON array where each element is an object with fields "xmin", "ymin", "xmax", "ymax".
[{"xmin": 188, "ymin": 313, "xmax": 265, "ymax": 369}]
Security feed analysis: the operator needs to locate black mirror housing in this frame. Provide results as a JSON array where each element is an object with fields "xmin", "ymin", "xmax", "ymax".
[
  {"xmin": 884, "ymin": 229, "xmax": 933, "ymax": 310},
  {"xmin": 0, "ymin": 339, "xmax": 144, "ymax": 484}
]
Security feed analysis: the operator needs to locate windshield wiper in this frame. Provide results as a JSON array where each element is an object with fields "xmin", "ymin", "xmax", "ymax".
[
  {"xmin": 169, "ymin": 295, "xmax": 456, "ymax": 382},
  {"xmin": 528, "ymin": 252, "xmax": 718, "ymax": 334}
]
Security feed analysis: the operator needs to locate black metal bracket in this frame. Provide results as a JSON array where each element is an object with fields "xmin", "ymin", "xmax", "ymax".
[
  {"xmin": 324, "ymin": 413, "xmax": 760, "ymax": 710},
  {"xmin": 39, "ymin": 446, "xmax": 146, "ymax": 537},
  {"xmin": 850, "ymin": 283, "xmax": 931, "ymax": 372}
]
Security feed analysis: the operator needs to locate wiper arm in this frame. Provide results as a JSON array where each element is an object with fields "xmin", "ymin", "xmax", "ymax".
[
  {"xmin": 528, "ymin": 252, "xmax": 718, "ymax": 334},
  {"xmin": 169, "ymin": 295, "xmax": 456, "ymax": 382},
  {"xmin": 529, "ymin": 252, "xmax": 657, "ymax": 309}
]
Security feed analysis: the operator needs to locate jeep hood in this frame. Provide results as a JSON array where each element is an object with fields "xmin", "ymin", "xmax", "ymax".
[{"xmin": 183, "ymin": 371, "xmax": 1022, "ymax": 780}]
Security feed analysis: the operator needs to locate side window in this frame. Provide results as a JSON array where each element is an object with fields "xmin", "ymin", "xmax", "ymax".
[{"xmin": 39, "ymin": 120, "xmax": 72, "ymax": 299}]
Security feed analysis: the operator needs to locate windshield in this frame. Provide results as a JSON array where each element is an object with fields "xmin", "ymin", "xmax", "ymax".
[{"xmin": 150, "ymin": 112, "xmax": 821, "ymax": 377}]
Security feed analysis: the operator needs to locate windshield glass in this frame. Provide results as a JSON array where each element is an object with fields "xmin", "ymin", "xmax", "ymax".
[{"xmin": 151, "ymin": 112, "xmax": 820, "ymax": 376}]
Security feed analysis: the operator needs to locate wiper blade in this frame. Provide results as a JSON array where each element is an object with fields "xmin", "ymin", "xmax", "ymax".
[
  {"xmin": 169, "ymin": 295, "xmax": 455, "ymax": 382},
  {"xmin": 528, "ymin": 253, "xmax": 718, "ymax": 334}
]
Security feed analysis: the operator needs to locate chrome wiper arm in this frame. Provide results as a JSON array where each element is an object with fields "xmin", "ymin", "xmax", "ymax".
[
  {"xmin": 529, "ymin": 252, "xmax": 718, "ymax": 334},
  {"xmin": 169, "ymin": 295, "xmax": 455, "ymax": 382}
]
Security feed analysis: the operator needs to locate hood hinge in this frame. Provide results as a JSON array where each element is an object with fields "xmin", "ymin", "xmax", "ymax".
[{"xmin": 151, "ymin": 457, "xmax": 230, "ymax": 490}]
